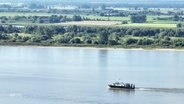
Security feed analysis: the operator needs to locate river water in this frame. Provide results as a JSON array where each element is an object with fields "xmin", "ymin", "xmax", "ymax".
[{"xmin": 0, "ymin": 46, "xmax": 184, "ymax": 104}]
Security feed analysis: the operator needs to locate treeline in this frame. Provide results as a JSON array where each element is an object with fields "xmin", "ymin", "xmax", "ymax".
[
  {"xmin": 157, "ymin": 15, "xmax": 184, "ymax": 22},
  {"xmin": 1, "ymin": 25, "xmax": 184, "ymax": 48},
  {"xmin": 2, "ymin": 25, "xmax": 184, "ymax": 37},
  {"xmin": 0, "ymin": 14, "xmax": 115, "ymax": 24},
  {"xmin": 0, "ymin": 15, "xmax": 83, "ymax": 24}
]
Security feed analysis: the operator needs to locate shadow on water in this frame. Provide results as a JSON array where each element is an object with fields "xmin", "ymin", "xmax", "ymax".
[
  {"xmin": 136, "ymin": 87, "xmax": 184, "ymax": 94},
  {"xmin": 98, "ymin": 50, "xmax": 108, "ymax": 68},
  {"xmin": 108, "ymin": 88, "xmax": 135, "ymax": 95}
]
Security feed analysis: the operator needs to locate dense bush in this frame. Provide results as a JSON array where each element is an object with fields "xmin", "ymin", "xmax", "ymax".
[
  {"xmin": 0, "ymin": 25, "xmax": 184, "ymax": 48},
  {"xmin": 130, "ymin": 15, "xmax": 147, "ymax": 23}
]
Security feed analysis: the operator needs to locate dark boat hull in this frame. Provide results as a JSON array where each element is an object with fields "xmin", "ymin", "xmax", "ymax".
[{"xmin": 108, "ymin": 85, "xmax": 135, "ymax": 89}]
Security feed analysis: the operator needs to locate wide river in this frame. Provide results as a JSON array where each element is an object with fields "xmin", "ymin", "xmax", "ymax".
[{"xmin": 0, "ymin": 46, "xmax": 184, "ymax": 104}]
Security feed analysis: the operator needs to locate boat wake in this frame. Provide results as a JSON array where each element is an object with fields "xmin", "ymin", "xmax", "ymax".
[{"xmin": 136, "ymin": 87, "xmax": 184, "ymax": 94}]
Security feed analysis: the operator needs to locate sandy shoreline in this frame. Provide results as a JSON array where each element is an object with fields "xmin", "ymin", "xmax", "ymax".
[{"xmin": 1, "ymin": 45, "xmax": 184, "ymax": 52}]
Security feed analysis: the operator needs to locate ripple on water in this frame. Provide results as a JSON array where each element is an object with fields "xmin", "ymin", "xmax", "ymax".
[{"xmin": 8, "ymin": 93, "xmax": 23, "ymax": 97}]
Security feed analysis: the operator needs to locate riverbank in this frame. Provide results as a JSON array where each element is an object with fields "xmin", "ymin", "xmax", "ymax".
[{"xmin": 1, "ymin": 43, "xmax": 184, "ymax": 52}]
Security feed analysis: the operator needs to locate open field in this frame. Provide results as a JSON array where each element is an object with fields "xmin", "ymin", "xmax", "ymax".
[
  {"xmin": 0, "ymin": 21, "xmax": 121, "ymax": 27},
  {"xmin": 58, "ymin": 21, "xmax": 121, "ymax": 26},
  {"xmin": 84, "ymin": 15, "xmax": 174, "ymax": 22},
  {"xmin": 118, "ymin": 23, "xmax": 176, "ymax": 28},
  {"xmin": 0, "ymin": 12, "xmax": 174, "ymax": 22},
  {"xmin": 0, "ymin": 21, "xmax": 176, "ymax": 28},
  {"xmin": 57, "ymin": 21, "xmax": 176, "ymax": 28},
  {"xmin": 151, "ymin": 20, "xmax": 182, "ymax": 24},
  {"xmin": 0, "ymin": 12, "xmax": 129, "ymax": 21},
  {"xmin": 0, "ymin": 12, "xmax": 178, "ymax": 28},
  {"xmin": 84, "ymin": 15, "xmax": 130, "ymax": 21},
  {"xmin": 55, "ymin": 21, "xmax": 177, "ymax": 28}
]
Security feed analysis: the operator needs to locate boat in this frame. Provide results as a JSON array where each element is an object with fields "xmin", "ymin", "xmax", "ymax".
[{"xmin": 108, "ymin": 82, "xmax": 135, "ymax": 89}]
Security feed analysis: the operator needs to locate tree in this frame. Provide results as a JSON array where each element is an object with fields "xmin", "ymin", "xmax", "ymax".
[
  {"xmin": 132, "ymin": 30, "xmax": 140, "ymax": 36},
  {"xmin": 85, "ymin": 39, "xmax": 92, "ymax": 44},
  {"xmin": 0, "ymin": 33, "xmax": 8, "ymax": 40},
  {"xmin": 22, "ymin": 36, "xmax": 30, "ymax": 42},
  {"xmin": 177, "ymin": 23, "xmax": 182, "ymax": 28},
  {"xmin": 72, "ymin": 15, "xmax": 82, "ymax": 21},
  {"xmin": 98, "ymin": 31, "xmax": 108, "ymax": 44},
  {"xmin": 99, "ymin": 13, "xmax": 105, "ymax": 16},
  {"xmin": 70, "ymin": 38, "xmax": 81, "ymax": 44},
  {"xmin": 125, "ymin": 38, "xmax": 138, "ymax": 45},
  {"xmin": 173, "ymin": 14, "xmax": 180, "ymax": 21},
  {"xmin": 138, "ymin": 38, "xmax": 153, "ymax": 45},
  {"xmin": 31, "ymin": 37, "xmax": 41, "ymax": 43},
  {"xmin": 49, "ymin": 15, "xmax": 60, "ymax": 23},
  {"xmin": 122, "ymin": 21, "xmax": 128, "ymax": 24},
  {"xmin": 130, "ymin": 15, "xmax": 147, "ymax": 23},
  {"xmin": 108, "ymin": 40, "xmax": 118, "ymax": 45},
  {"xmin": 38, "ymin": 18, "xmax": 44, "ymax": 23},
  {"xmin": 176, "ymin": 29, "xmax": 184, "ymax": 37},
  {"xmin": 161, "ymin": 36, "xmax": 172, "ymax": 47}
]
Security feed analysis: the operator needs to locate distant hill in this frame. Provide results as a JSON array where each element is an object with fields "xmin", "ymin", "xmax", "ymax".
[
  {"xmin": 1, "ymin": 0, "xmax": 184, "ymax": 4},
  {"xmin": 0, "ymin": 0, "xmax": 183, "ymax": 2}
]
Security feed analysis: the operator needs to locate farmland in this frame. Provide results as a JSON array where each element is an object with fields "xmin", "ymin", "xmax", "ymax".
[
  {"xmin": 118, "ymin": 23, "xmax": 176, "ymax": 28},
  {"xmin": 0, "ymin": 4, "xmax": 184, "ymax": 48},
  {"xmin": 0, "ymin": 12, "xmax": 179, "ymax": 28}
]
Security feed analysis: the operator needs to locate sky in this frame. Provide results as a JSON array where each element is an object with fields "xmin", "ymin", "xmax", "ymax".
[{"xmin": 0, "ymin": 0, "xmax": 178, "ymax": 2}]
